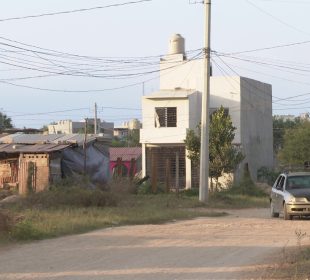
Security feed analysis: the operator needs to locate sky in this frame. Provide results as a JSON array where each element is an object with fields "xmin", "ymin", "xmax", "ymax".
[{"xmin": 1, "ymin": 0, "xmax": 310, "ymax": 128}]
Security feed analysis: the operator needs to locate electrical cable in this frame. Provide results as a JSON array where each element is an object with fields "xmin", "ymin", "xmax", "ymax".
[{"xmin": 0, "ymin": 0, "xmax": 153, "ymax": 23}]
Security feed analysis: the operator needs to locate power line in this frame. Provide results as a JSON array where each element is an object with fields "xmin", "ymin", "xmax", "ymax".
[
  {"xmin": 9, "ymin": 105, "xmax": 141, "ymax": 118},
  {"xmin": 212, "ymin": 54, "xmax": 310, "ymax": 108},
  {"xmin": 0, "ymin": 0, "xmax": 153, "ymax": 23},
  {"xmin": 245, "ymin": 0, "xmax": 310, "ymax": 36},
  {"xmin": 10, "ymin": 108, "xmax": 90, "ymax": 117},
  {"xmin": 213, "ymin": 40, "xmax": 310, "ymax": 56},
  {"xmin": 0, "ymin": 51, "xmax": 203, "ymax": 93},
  {"xmin": 215, "ymin": 53, "xmax": 310, "ymax": 75}
]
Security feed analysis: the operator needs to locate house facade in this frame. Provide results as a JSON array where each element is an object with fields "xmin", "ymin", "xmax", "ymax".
[{"xmin": 140, "ymin": 34, "xmax": 273, "ymax": 189}]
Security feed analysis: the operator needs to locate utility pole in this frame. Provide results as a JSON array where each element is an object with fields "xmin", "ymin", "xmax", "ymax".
[
  {"xmin": 83, "ymin": 118, "xmax": 88, "ymax": 175},
  {"xmin": 199, "ymin": 0, "xmax": 211, "ymax": 202},
  {"xmin": 0, "ymin": 108, "xmax": 4, "ymax": 131},
  {"xmin": 94, "ymin": 102, "xmax": 98, "ymax": 134}
]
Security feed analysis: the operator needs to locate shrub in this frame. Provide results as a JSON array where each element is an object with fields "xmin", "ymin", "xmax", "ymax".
[
  {"xmin": 257, "ymin": 167, "xmax": 280, "ymax": 186},
  {"xmin": 107, "ymin": 178, "xmax": 137, "ymax": 195},
  {"xmin": 213, "ymin": 168, "xmax": 267, "ymax": 198},
  {"xmin": 18, "ymin": 187, "xmax": 118, "ymax": 209},
  {"xmin": 181, "ymin": 188, "xmax": 199, "ymax": 197},
  {"xmin": 10, "ymin": 220, "xmax": 43, "ymax": 240},
  {"xmin": 137, "ymin": 182, "xmax": 166, "ymax": 194}
]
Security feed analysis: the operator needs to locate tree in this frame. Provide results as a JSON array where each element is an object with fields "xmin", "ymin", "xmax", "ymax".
[
  {"xmin": 0, "ymin": 112, "xmax": 13, "ymax": 130},
  {"xmin": 184, "ymin": 106, "xmax": 244, "ymax": 190},
  {"xmin": 127, "ymin": 129, "xmax": 141, "ymax": 147},
  {"xmin": 273, "ymin": 116, "xmax": 300, "ymax": 154},
  {"xmin": 111, "ymin": 129, "xmax": 141, "ymax": 147},
  {"xmin": 278, "ymin": 121, "xmax": 310, "ymax": 167}
]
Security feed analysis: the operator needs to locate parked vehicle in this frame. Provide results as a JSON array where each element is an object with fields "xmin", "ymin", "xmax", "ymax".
[{"xmin": 270, "ymin": 172, "xmax": 310, "ymax": 220}]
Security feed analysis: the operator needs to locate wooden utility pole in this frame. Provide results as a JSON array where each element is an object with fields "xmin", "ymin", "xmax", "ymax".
[
  {"xmin": 151, "ymin": 150, "xmax": 158, "ymax": 193},
  {"xmin": 199, "ymin": 0, "xmax": 211, "ymax": 202},
  {"xmin": 83, "ymin": 118, "xmax": 88, "ymax": 175},
  {"xmin": 94, "ymin": 102, "xmax": 98, "ymax": 134},
  {"xmin": 165, "ymin": 158, "xmax": 171, "ymax": 193},
  {"xmin": 175, "ymin": 151, "xmax": 180, "ymax": 196}
]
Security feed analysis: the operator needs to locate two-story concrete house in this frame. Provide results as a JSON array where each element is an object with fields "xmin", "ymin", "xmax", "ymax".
[{"xmin": 140, "ymin": 34, "xmax": 273, "ymax": 189}]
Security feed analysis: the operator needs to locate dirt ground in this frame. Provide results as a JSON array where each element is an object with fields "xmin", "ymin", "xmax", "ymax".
[{"xmin": 0, "ymin": 208, "xmax": 309, "ymax": 280}]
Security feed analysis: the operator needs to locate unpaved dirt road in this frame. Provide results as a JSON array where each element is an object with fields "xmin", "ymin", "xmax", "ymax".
[{"xmin": 0, "ymin": 208, "xmax": 309, "ymax": 280}]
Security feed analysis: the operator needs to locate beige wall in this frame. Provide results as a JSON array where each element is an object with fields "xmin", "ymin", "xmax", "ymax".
[
  {"xmin": 140, "ymin": 92, "xmax": 202, "ymax": 144},
  {"xmin": 240, "ymin": 77, "xmax": 273, "ymax": 180}
]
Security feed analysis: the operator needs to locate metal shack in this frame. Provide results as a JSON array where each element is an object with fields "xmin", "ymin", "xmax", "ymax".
[{"xmin": 0, "ymin": 134, "xmax": 110, "ymax": 194}]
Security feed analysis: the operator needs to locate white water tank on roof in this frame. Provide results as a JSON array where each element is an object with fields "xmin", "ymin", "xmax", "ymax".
[{"xmin": 168, "ymin": 34, "xmax": 185, "ymax": 55}]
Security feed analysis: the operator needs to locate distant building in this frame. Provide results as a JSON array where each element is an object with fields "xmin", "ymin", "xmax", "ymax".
[
  {"xmin": 48, "ymin": 119, "xmax": 114, "ymax": 137},
  {"xmin": 273, "ymin": 115, "xmax": 296, "ymax": 122},
  {"xmin": 300, "ymin": 113, "xmax": 310, "ymax": 120},
  {"xmin": 113, "ymin": 119, "xmax": 141, "ymax": 139}
]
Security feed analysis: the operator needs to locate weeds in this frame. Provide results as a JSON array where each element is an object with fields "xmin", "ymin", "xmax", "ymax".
[
  {"xmin": 263, "ymin": 231, "xmax": 310, "ymax": 279},
  {"xmin": 0, "ymin": 189, "xmax": 226, "ymax": 243},
  {"xmin": 14, "ymin": 187, "xmax": 117, "ymax": 209},
  {"xmin": 208, "ymin": 171, "xmax": 269, "ymax": 208},
  {"xmin": 0, "ymin": 173, "xmax": 269, "ymax": 244}
]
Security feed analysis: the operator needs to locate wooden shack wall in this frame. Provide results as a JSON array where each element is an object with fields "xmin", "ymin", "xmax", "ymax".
[{"xmin": 19, "ymin": 154, "xmax": 50, "ymax": 195}]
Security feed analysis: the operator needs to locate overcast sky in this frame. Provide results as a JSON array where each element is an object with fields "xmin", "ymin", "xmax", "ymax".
[{"xmin": 1, "ymin": 0, "xmax": 310, "ymax": 128}]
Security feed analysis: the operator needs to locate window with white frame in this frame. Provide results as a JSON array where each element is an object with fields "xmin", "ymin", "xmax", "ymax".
[{"xmin": 155, "ymin": 107, "xmax": 177, "ymax": 128}]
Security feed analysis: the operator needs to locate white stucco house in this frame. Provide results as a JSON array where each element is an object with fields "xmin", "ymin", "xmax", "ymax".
[
  {"xmin": 48, "ymin": 119, "xmax": 114, "ymax": 137},
  {"xmin": 140, "ymin": 34, "xmax": 273, "ymax": 189}
]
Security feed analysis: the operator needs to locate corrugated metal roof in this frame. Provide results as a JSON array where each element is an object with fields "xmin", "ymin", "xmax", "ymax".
[
  {"xmin": 0, "ymin": 134, "xmax": 61, "ymax": 144},
  {"xmin": 0, "ymin": 133, "xmax": 98, "ymax": 145},
  {"xmin": 54, "ymin": 134, "xmax": 97, "ymax": 144},
  {"xmin": 0, "ymin": 143, "xmax": 71, "ymax": 153},
  {"xmin": 109, "ymin": 147, "xmax": 142, "ymax": 161}
]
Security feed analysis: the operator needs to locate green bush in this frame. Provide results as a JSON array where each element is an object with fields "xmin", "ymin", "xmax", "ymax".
[
  {"xmin": 213, "ymin": 169, "xmax": 267, "ymax": 198},
  {"xmin": 18, "ymin": 187, "xmax": 118, "ymax": 209},
  {"xmin": 10, "ymin": 220, "xmax": 43, "ymax": 240},
  {"xmin": 137, "ymin": 182, "xmax": 166, "ymax": 194},
  {"xmin": 181, "ymin": 188, "xmax": 199, "ymax": 197},
  {"xmin": 257, "ymin": 167, "xmax": 279, "ymax": 186}
]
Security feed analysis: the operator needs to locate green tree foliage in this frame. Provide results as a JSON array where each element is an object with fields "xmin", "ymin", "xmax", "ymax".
[
  {"xmin": 127, "ymin": 129, "xmax": 141, "ymax": 147},
  {"xmin": 0, "ymin": 112, "xmax": 13, "ymax": 130},
  {"xmin": 184, "ymin": 106, "xmax": 244, "ymax": 189},
  {"xmin": 273, "ymin": 116, "xmax": 300, "ymax": 153},
  {"xmin": 77, "ymin": 124, "xmax": 95, "ymax": 134},
  {"xmin": 184, "ymin": 128, "xmax": 200, "ymax": 165},
  {"xmin": 111, "ymin": 129, "xmax": 141, "ymax": 147},
  {"xmin": 278, "ymin": 121, "xmax": 310, "ymax": 166}
]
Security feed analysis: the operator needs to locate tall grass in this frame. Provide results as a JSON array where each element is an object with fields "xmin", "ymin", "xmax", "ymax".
[
  {"xmin": 208, "ymin": 168, "xmax": 269, "ymax": 209},
  {"xmin": 0, "ymin": 187, "xmax": 226, "ymax": 242},
  {"xmin": 0, "ymin": 173, "xmax": 270, "ymax": 243}
]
